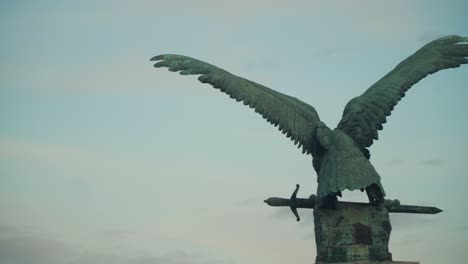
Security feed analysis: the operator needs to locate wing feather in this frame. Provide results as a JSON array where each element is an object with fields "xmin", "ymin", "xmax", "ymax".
[
  {"xmin": 151, "ymin": 54, "xmax": 325, "ymax": 156},
  {"xmin": 338, "ymin": 35, "xmax": 468, "ymax": 154}
]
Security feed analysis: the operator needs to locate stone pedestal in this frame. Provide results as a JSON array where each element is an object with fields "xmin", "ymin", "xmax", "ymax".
[
  {"xmin": 314, "ymin": 202, "xmax": 418, "ymax": 264},
  {"xmin": 320, "ymin": 261, "xmax": 420, "ymax": 264}
]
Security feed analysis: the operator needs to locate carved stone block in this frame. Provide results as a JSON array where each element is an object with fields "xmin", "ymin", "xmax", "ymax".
[{"xmin": 314, "ymin": 202, "xmax": 395, "ymax": 263}]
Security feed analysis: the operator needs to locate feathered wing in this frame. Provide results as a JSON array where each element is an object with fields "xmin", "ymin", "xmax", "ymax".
[
  {"xmin": 150, "ymin": 54, "xmax": 325, "ymax": 158},
  {"xmin": 338, "ymin": 35, "xmax": 468, "ymax": 157}
]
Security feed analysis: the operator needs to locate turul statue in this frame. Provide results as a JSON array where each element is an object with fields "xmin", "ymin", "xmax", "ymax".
[
  {"xmin": 151, "ymin": 35, "xmax": 467, "ymax": 264},
  {"xmin": 150, "ymin": 35, "xmax": 467, "ymax": 209}
]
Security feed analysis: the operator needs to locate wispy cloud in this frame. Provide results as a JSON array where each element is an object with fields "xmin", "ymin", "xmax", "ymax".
[
  {"xmin": 384, "ymin": 158, "xmax": 448, "ymax": 168},
  {"xmin": 0, "ymin": 225, "xmax": 234, "ymax": 264},
  {"xmin": 2, "ymin": 56, "xmax": 201, "ymax": 94},
  {"xmin": 70, "ymin": 250, "xmax": 234, "ymax": 264},
  {"xmin": 1, "ymin": 1, "xmax": 434, "ymax": 97},
  {"xmin": 0, "ymin": 227, "xmax": 76, "ymax": 264},
  {"xmin": 420, "ymin": 159, "xmax": 447, "ymax": 166},
  {"xmin": 0, "ymin": 139, "xmax": 148, "ymax": 174}
]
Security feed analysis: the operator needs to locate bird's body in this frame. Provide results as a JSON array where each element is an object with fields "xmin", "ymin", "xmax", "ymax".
[
  {"xmin": 151, "ymin": 35, "xmax": 467, "ymax": 205},
  {"xmin": 315, "ymin": 128, "xmax": 384, "ymax": 198}
]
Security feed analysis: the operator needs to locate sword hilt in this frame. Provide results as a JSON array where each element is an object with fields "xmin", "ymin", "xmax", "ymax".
[
  {"xmin": 264, "ymin": 184, "xmax": 315, "ymax": 222},
  {"xmin": 264, "ymin": 184, "xmax": 308, "ymax": 221}
]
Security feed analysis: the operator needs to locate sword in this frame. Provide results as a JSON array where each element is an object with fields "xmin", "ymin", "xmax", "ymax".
[{"xmin": 264, "ymin": 184, "xmax": 443, "ymax": 221}]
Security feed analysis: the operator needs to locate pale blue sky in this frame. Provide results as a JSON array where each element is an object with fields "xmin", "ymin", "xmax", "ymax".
[{"xmin": 1, "ymin": 1, "xmax": 467, "ymax": 264}]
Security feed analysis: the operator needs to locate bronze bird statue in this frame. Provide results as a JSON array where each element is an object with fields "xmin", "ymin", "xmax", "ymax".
[{"xmin": 150, "ymin": 35, "xmax": 468, "ymax": 208}]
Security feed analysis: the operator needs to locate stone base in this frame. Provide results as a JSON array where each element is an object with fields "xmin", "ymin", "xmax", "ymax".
[
  {"xmin": 314, "ymin": 202, "xmax": 393, "ymax": 263},
  {"xmin": 315, "ymin": 260, "xmax": 419, "ymax": 264}
]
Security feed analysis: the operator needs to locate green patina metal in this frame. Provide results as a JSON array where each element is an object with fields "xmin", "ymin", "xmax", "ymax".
[
  {"xmin": 151, "ymin": 35, "xmax": 467, "ymax": 204},
  {"xmin": 151, "ymin": 35, "xmax": 466, "ymax": 263}
]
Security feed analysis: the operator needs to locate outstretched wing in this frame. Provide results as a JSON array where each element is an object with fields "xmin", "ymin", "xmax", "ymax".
[
  {"xmin": 150, "ymin": 54, "xmax": 325, "ymax": 156},
  {"xmin": 337, "ymin": 35, "xmax": 468, "ymax": 157}
]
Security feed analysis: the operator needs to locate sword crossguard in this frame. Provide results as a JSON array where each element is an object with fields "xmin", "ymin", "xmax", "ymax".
[{"xmin": 290, "ymin": 184, "xmax": 300, "ymax": 221}]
